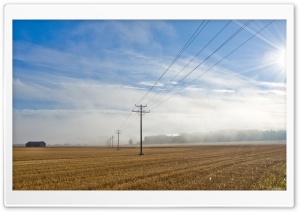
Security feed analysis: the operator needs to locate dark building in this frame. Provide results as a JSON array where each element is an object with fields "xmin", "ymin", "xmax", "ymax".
[{"xmin": 26, "ymin": 141, "xmax": 46, "ymax": 147}]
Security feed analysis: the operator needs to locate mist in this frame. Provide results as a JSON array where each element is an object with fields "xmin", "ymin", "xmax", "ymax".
[{"xmin": 144, "ymin": 129, "xmax": 286, "ymax": 145}]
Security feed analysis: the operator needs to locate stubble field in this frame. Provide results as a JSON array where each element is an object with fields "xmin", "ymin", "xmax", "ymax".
[{"xmin": 13, "ymin": 144, "xmax": 286, "ymax": 190}]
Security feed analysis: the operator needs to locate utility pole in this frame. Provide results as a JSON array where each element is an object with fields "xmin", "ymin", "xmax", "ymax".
[
  {"xmin": 111, "ymin": 135, "xmax": 114, "ymax": 148},
  {"xmin": 107, "ymin": 138, "xmax": 111, "ymax": 148},
  {"xmin": 115, "ymin": 130, "xmax": 122, "ymax": 150},
  {"xmin": 132, "ymin": 104, "xmax": 150, "ymax": 155}
]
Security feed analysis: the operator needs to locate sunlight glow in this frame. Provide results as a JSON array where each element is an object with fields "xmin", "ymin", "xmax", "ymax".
[
  {"xmin": 278, "ymin": 48, "xmax": 286, "ymax": 69},
  {"xmin": 263, "ymin": 47, "xmax": 286, "ymax": 74},
  {"xmin": 269, "ymin": 47, "xmax": 286, "ymax": 70}
]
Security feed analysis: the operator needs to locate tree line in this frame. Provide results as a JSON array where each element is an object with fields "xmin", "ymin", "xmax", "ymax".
[{"xmin": 144, "ymin": 129, "xmax": 286, "ymax": 144}]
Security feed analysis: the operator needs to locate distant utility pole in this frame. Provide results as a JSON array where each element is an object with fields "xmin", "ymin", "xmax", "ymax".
[
  {"xmin": 132, "ymin": 104, "xmax": 150, "ymax": 155},
  {"xmin": 115, "ymin": 130, "xmax": 122, "ymax": 150},
  {"xmin": 111, "ymin": 136, "xmax": 114, "ymax": 148}
]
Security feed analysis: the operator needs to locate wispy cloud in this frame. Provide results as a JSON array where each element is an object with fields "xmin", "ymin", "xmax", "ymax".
[
  {"xmin": 13, "ymin": 78, "xmax": 149, "ymax": 111},
  {"xmin": 257, "ymin": 81, "xmax": 286, "ymax": 88},
  {"xmin": 139, "ymin": 81, "xmax": 164, "ymax": 87},
  {"xmin": 13, "ymin": 41, "xmax": 172, "ymax": 86},
  {"xmin": 68, "ymin": 20, "xmax": 176, "ymax": 55}
]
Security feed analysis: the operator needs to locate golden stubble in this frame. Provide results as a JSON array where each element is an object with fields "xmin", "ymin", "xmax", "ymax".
[{"xmin": 13, "ymin": 144, "xmax": 286, "ymax": 190}]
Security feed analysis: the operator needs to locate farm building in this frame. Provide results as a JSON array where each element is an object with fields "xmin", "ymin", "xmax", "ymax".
[{"xmin": 26, "ymin": 141, "xmax": 46, "ymax": 147}]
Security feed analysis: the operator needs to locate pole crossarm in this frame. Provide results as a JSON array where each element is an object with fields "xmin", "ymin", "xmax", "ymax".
[{"xmin": 132, "ymin": 105, "xmax": 150, "ymax": 115}]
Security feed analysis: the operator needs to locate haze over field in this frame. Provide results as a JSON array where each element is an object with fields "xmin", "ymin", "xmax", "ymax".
[{"xmin": 13, "ymin": 20, "xmax": 286, "ymax": 145}]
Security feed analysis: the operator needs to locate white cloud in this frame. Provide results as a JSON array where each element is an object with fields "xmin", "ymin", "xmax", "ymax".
[
  {"xmin": 13, "ymin": 41, "xmax": 171, "ymax": 85},
  {"xmin": 13, "ymin": 78, "xmax": 286, "ymax": 146},
  {"xmin": 13, "ymin": 78, "xmax": 149, "ymax": 111},
  {"xmin": 69, "ymin": 20, "xmax": 175, "ymax": 54},
  {"xmin": 257, "ymin": 81, "xmax": 286, "ymax": 88},
  {"xmin": 184, "ymin": 86, "xmax": 205, "ymax": 91},
  {"xmin": 213, "ymin": 89, "xmax": 236, "ymax": 93},
  {"xmin": 139, "ymin": 81, "xmax": 163, "ymax": 87}
]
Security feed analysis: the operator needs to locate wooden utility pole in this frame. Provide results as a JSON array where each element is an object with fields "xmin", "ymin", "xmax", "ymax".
[
  {"xmin": 132, "ymin": 104, "xmax": 150, "ymax": 155},
  {"xmin": 115, "ymin": 130, "xmax": 121, "ymax": 150}
]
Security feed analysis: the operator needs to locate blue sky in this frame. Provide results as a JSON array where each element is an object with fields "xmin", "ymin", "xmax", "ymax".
[{"xmin": 13, "ymin": 20, "xmax": 286, "ymax": 145}]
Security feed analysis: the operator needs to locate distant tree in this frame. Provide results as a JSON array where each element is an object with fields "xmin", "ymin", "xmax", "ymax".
[
  {"xmin": 143, "ymin": 129, "xmax": 286, "ymax": 144},
  {"xmin": 129, "ymin": 139, "xmax": 133, "ymax": 145}
]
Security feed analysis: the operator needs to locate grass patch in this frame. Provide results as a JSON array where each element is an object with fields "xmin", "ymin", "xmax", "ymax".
[{"xmin": 257, "ymin": 163, "xmax": 286, "ymax": 190}]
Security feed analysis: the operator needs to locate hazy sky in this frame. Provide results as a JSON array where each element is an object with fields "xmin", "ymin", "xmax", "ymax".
[{"xmin": 13, "ymin": 20, "xmax": 286, "ymax": 145}]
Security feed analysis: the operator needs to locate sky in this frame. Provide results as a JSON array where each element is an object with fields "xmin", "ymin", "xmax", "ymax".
[{"xmin": 12, "ymin": 20, "xmax": 287, "ymax": 145}]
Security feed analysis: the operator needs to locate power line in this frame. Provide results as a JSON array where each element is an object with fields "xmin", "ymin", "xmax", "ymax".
[
  {"xmin": 121, "ymin": 111, "xmax": 139, "ymax": 131},
  {"xmin": 106, "ymin": 137, "xmax": 111, "ymax": 148},
  {"xmin": 119, "ymin": 20, "xmax": 246, "ymax": 134},
  {"xmin": 115, "ymin": 20, "xmax": 272, "ymax": 142},
  {"xmin": 120, "ymin": 20, "xmax": 226, "ymax": 133},
  {"xmin": 135, "ymin": 21, "xmax": 209, "ymax": 105},
  {"xmin": 150, "ymin": 20, "xmax": 275, "ymax": 111},
  {"xmin": 119, "ymin": 111, "xmax": 133, "ymax": 130},
  {"xmin": 148, "ymin": 20, "xmax": 253, "ymax": 109},
  {"xmin": 119, "ymin": 21, "xmax": 210, "ymax": 132},
  {"xmin": 145, "ymin": 20, "xmax": 232, "ymax": 106}
]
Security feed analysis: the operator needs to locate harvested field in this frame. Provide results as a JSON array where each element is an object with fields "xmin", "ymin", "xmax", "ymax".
[{"xmin": 13, "ymin": 144, "xmax": 286, "ymax": 190}]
